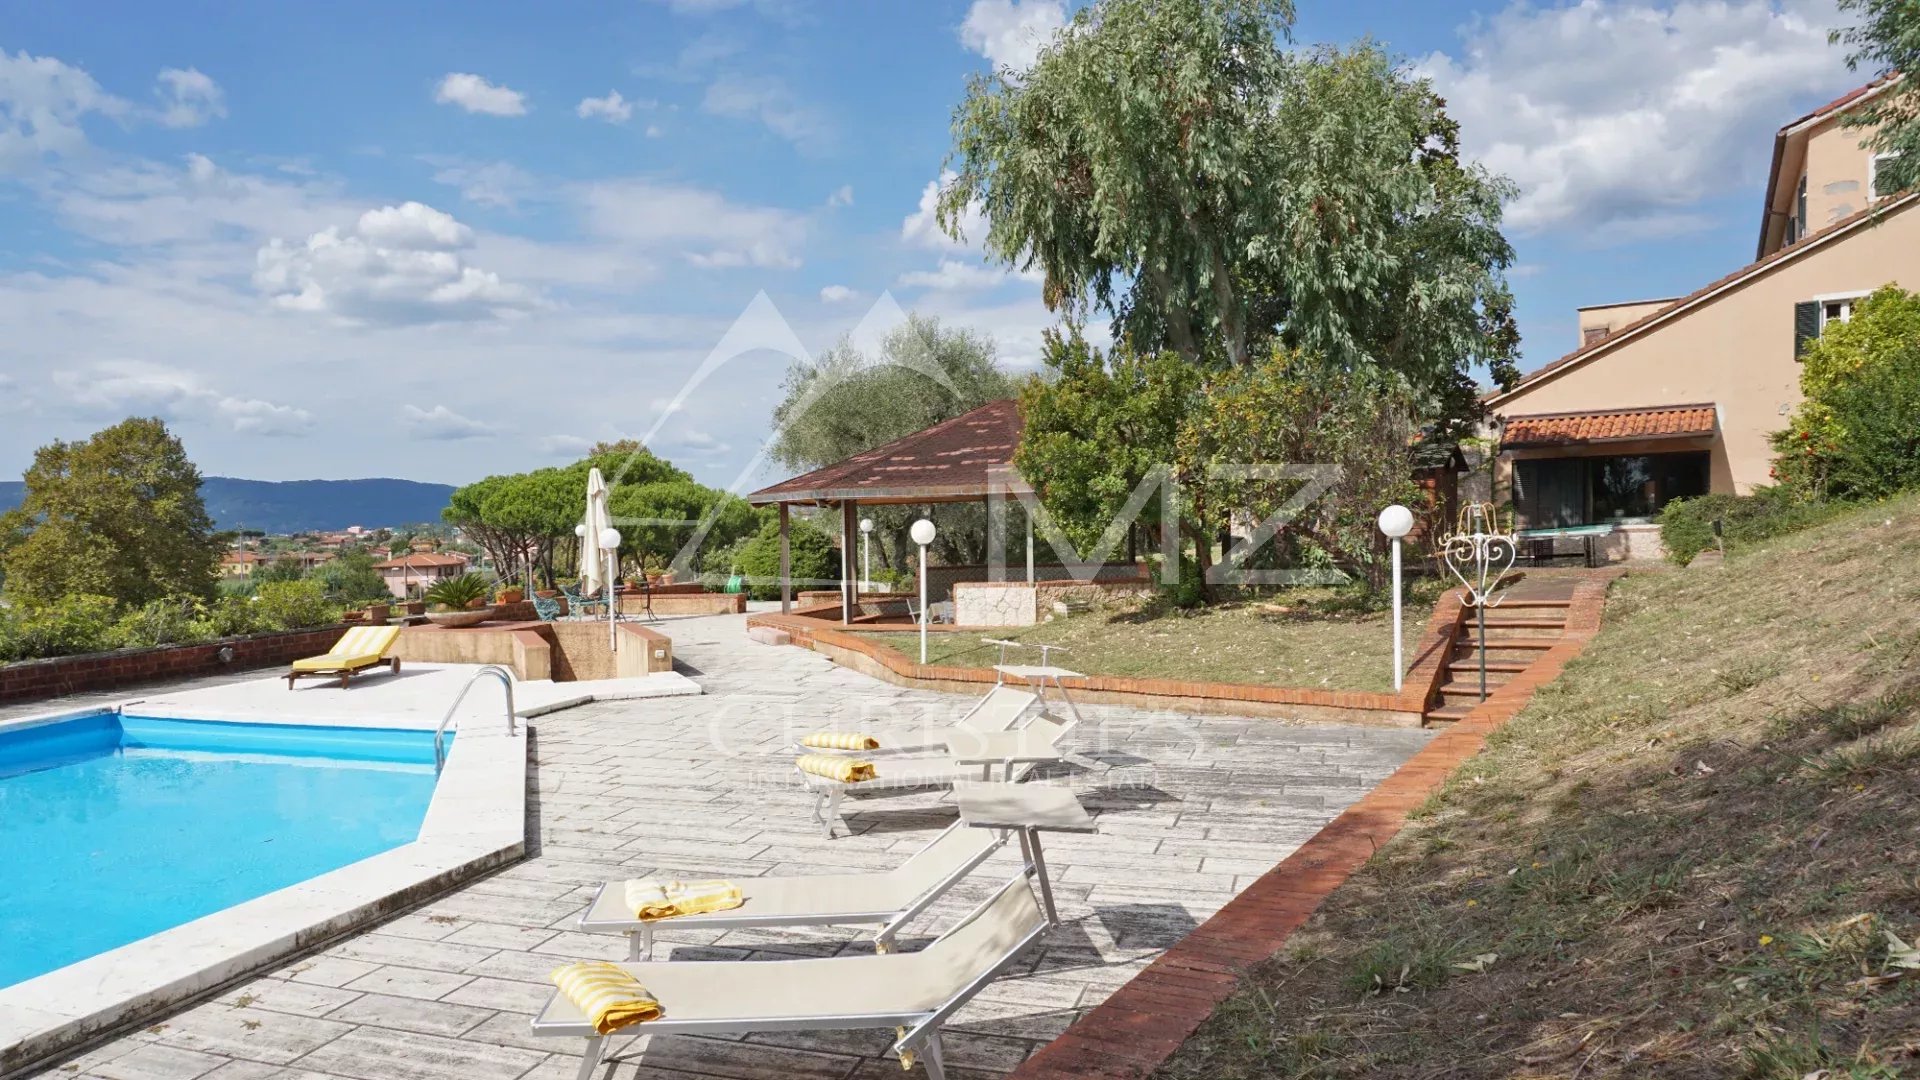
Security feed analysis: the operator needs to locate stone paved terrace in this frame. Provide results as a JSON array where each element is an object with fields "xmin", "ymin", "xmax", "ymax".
[{"xmin": 21, "ymin": 612, "xmax": 1433, "ymax": 1080}]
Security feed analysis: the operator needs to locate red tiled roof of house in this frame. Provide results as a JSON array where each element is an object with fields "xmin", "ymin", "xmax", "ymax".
[
  {"xmin": 747, "ymin": 398, "xmax": 1031, "ymax": 505},
  {"xmin": 1501, "ymin": 404, "xmax": 1717, "ymax": 448},
  {"xmin": 373, "ymin": 552, "xmax": 469, "ymax": 570},
  {"xmin": 1489, "ymin": 189, "xmax": 1920, "ymax": 407},
  {"xmin": 1776, "ymin": 74, "xmax": 1898, "ymax": 136}
]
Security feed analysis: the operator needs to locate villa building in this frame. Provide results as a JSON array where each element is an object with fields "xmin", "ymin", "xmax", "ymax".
[
  {"xmin": 1486, "ymin": 78, "xmax": 1916, "ymax": 551},
  {"xmin": 373, "ymin": 550, "xmax": 469, "ymax": 598}
]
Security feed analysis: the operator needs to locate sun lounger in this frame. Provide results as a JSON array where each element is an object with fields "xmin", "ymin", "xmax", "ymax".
[
  {"xmin": 790, "ymin": 685, "xmax": 1038, "ymax": 756},
  {"xmin": 533, "ymin": 874, "xmax": 1049, "ymax": 1080},
  {"xmin": 799, "ymin": 712, "xmax": 1076, "ymax": 837},
  {"xmin": 285, "ymin": 625, "xmax": 402, "ymax": 689},
  {"xmin": 577, "ymin": 820, "xmax": 1005, "ymax": 959}
]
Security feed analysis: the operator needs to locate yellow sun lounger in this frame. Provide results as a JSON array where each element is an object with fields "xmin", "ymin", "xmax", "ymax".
[{"xmin": 286, "ymin": 624, "xmax": 403, "ymax": 689}]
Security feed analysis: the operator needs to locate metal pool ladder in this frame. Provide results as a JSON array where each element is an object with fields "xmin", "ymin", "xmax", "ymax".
[{"xmin": 435, "ymin": 665, "xmax": 517, "ymax": 772}]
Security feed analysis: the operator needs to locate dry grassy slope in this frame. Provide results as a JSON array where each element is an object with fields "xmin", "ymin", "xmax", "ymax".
[{"xmin": 1160, "ymin": 494, "xmax": 1920, "ymax": 1080}]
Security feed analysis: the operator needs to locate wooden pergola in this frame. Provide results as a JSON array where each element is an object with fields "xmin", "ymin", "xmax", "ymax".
[{"xmin": 745, "ymin": 399, "xmax": 1037, "ymax": 621}]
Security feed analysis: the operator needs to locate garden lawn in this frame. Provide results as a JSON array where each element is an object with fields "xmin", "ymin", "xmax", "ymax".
[
  {"xmin": 1158, "ymin": 494, "xmax": 1920, "ymax": 1080},
  {"xmin": 868, "ymin": 585, "xmax": 1439, "ymax": 693}
]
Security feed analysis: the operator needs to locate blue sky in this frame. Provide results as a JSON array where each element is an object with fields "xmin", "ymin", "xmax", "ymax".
[{"xmin": 0, "ymin": 0, "xmax": 1860, "ymax": 489}]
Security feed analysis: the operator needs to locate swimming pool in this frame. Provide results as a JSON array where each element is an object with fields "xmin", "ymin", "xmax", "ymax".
[{"xmin": 0, "ymin": 711, "xmax": 446, "ymax": 988}]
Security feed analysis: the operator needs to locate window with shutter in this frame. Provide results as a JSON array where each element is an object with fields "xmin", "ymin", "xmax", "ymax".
[{"xmin": 1793, "ymin": 300, "xmax": 1820, "ymax": 359}]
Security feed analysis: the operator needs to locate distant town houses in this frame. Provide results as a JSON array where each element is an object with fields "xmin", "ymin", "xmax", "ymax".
[{"xmin": 372, "ymin": 548, "xmax": 471, "ymax": 599}]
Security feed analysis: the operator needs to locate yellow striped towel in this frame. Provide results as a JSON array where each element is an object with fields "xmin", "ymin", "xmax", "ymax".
[
  {"xmin": 801, "ymin": 731, "xmax": 881, "ymax": 751},
  {"xmin": 796, "ymin": 753, "xmax": 876, "ymax": 783},
  {"xmin": 550, "ymin": 961, "xmax": 662, "ymax": 1034},
  {"xmin": 623, "ymin": 879, "xmax": 744, "ymax": 921}
]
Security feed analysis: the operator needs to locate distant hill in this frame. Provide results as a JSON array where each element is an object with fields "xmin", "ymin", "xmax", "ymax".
[{"xmin": 0, "ymin": 477, "xmax": 456, "ymax": 534}]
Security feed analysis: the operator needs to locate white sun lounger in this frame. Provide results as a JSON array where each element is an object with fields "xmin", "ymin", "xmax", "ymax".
[
  {"xmin": 800, "ymin": 712, "xmax": 1077, "ymax": 837},
  {"xmin": 789, "ymin": 684, "xmax": 1038, "ymax": 756},
  {"xmin": 576, "ymin": 820, "xmax": 1005, "ymax": 959},
  {"xmin": 533, "ymin": 874, "xmax": 1049, "ymax": 1080}
]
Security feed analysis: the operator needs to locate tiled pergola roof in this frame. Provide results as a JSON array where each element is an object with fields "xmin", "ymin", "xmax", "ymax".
[
  {"xmin": 1500, "ymin": 404, "xmax": 1718, "ymax": 448},
  {"xmin": 747, "ymin": 398, "xmax": 1031, "ymax": 506}
]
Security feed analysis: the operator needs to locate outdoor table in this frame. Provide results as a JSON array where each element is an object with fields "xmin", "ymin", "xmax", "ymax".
[
  {"xmin": 952, "ymin": 782, "xmax": 1095, "ymax": 925},
  {"xmin": 1515, "ymin": 523, "xmax": 1616, "ymax": 568},
  {"xmin": 946, "ymin": 727, "xmax": 1063, "ymax": 781},
  {"xmin": 991, "ymin": 664, "xmax": 1086, "ymax": 724}
]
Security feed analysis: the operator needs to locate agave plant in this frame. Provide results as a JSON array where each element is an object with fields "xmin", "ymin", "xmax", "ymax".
[{"xmin": 422, "ymin": 572, "xmax": 492, "ymax": 612}]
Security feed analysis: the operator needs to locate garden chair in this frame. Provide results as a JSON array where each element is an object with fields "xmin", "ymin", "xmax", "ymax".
[
  {"xmin": 531, "ymin": 874, "xmax": 1049, "ymax": 1080},
  {"xmin": 285, "ymin": 625, "xmax": 402, "ymax": 689},
  {"xmin": 561, "ymin": 584, "xmax": 609, "ymax": 619}
]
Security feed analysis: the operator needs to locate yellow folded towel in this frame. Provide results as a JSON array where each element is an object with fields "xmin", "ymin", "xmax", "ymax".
[
  {"xmin": 801, "ymin": 731, "xmax": 881, "ymax": 751},
  {"xmin": 796, "ymin": 753, "xmax": 876, "ymax": 783},
  {"xmin": 623, "ymin": 878, "xmax": 744, "ymax": 921},
  {"xmin": 551, "ymin": 961, "xmax": 662, "ymax": 1034}
]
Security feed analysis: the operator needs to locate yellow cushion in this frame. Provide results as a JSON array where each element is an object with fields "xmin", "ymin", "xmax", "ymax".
[
  {"xmin": 800, "ymin": 731, "xmax": 881, "ymax": 751},
  {"xmin": 623, "ymin": 879, "xmax": 744, "ymax": 921},
  {"xmin": 289, "ymin": 653, "xmax": 387, "ymax": 673},
  {"xmin": 550, "ymin": 961, "xmax": 661, "ymax": 1034},
  {"xmin": 796, "ymin": 754, "xmax": 876, "ymax": 784}
]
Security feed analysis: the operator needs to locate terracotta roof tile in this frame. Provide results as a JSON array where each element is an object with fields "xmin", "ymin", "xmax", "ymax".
[
  {"xmin": 748, "ymin": 399, "xmax": 1028, "ymax": 504},
  {"xmin": 1501, "ymin": 404, "xmax": 1717, "ymax": 448},
  {"xmin": 373, "ymin": 552, "xmax": 470, "ymax": 570}
]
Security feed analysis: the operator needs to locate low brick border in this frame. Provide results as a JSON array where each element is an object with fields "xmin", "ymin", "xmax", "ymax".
[
  {"xmin": 0, "ymin": 625, "xmax": 349, "ymax": 706},
  {"xmin": 749, "ymin": 594, "xmax": 1467, "ymax": 726},
  {"xmin": 1007, "ymin": 571, "xmax": 1621, "ymax": 1080}
]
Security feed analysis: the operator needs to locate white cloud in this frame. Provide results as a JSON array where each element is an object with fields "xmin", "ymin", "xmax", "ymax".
[
  {"xmin": 826, "ymin": 184, "xmax": 853, "ymax": 208},
  {"xmin": 577, "ymin": 179, "xmax": 807, "ymax": 269},
  {"xmin": 645, "ymin": 124, "xmax": 664, "ymax": 138},
  {"xmin": 55, "ymin": 361, "xmax": 313, "ymax": 436},
  {"xmin": 153, "ymin": 67, "xmax": 224, "ymax": 128},
  {"xmin": 537, "ymin": 433, "xmax": 594, "ymax": 457},
  {"xmin": 896, "ymin": 258, "xmax": 1034, "ymax": 291},
  {"xmin": 255, "ymin": 201, "xmax": 541, "ymax": 324},
  {"xmin": 403, "ymin": 404, "xmax": 494, "ymax": 440},
  {"xmin": 1420, "ymin": 0, "xmax": 1849, "ymax": 234},
  {"xmin": 577, "ymin": 90, "xmax": 633, "ymax": 123},
  {"xmin": 702, "ymin": 75, "xmax": 831, "ymax": 150},
  {"xmin": 428, "ymin": 158, "xmax": 538, "ymax": 209},
  {"xmin": 433, "ymin": 73, "xmax": 528, "ymax": 117},
  {"xmin": 960, "ymin": 0, "xmax": 1068, "ymax": 72},
  {"xmin": 902, "ymin": 170, "xmax": 988, "ymax": 250},
  {"xmin": 819, "ymin": 284, "xmax": 858, "ymax": 303},
  {"xmin": 0, "ymin": 47, "xmax": 129, "ymax": 172}
]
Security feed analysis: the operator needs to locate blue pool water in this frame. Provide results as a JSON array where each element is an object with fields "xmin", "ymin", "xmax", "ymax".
[{"xmin": 0, "ymin": 712, "xmax": 444, "ymax": 988}]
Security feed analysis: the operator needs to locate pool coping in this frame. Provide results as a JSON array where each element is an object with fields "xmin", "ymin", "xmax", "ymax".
[{"xmin": 0, "ymin": 702, "xmax": 529, "ymax": 1078}]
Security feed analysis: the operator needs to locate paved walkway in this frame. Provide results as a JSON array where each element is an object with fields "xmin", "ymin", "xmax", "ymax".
[{"xmin": 28, "ymin": 614, "xmax": 1432, "ymax": 1080}]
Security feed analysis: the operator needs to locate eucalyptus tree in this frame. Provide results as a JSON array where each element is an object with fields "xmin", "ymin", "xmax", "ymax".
[{"xmin": 941, "ymin": 0, "xmax": 1520, "ymax": 411}]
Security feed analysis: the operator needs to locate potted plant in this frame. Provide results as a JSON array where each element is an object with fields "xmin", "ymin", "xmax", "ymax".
[
  {"xmin": 403, "ymin": 599, "xmax": 426, "ymax": 616},
  {"xmin": 496, "ymin": 585, "xmax": 525, "ymax": 605},
  {"xmin": 422, "ymin": 573, "xmax": 495, "ymax": 627},
  {"xmin": 365, "ymin": 602, "xmax": 391, "ymax": 622}
]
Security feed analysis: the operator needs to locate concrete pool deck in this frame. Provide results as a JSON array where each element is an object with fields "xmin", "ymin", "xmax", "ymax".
[{"xmin": 11, "ymin": 614, "xmax": 1433, "ymax": 1080}]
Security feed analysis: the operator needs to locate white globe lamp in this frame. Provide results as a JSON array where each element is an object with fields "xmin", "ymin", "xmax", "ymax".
[
  {"xmin": 910, "ymin": 518, "xmax": 937, "ymax": 663},
  {"xmin": 1377, "ymin": 504, "xmax": 1414, "ymax": 689},
  {"xmin": 858, "ymin": 517, "xmax": 874, "ymax": 593}
]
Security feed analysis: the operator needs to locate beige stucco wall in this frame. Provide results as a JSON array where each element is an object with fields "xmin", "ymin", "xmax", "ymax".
[
  {"xmin": 1803, "ymin": 116, "xmax": 1880, "ymax": 232},
  {"xmin": 1492, "ymin": 200, "xmax": 1920, "ymax": 495}
]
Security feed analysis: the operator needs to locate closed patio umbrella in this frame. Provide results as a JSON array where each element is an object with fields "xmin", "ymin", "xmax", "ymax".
[{"xmin": 580, "ymin": 467, "xmax": 611, "ymax": 596}]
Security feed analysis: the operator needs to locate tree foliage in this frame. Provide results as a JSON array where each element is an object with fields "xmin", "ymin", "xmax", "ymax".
[
  {"xmin": 0, "ymin": 417, "xmax": 221, "ymax": 607},
  {"xmin": 607, "ymin": 480, "xmax": 761, "ymax": 575},
  {"xmin": 1770, "ymin": 284, "xmax": 1920, "ymax": 500},
  {"xmin": 768, "ymin": 313, "xmax": 1016, "ymax": 567},
  {"xmin": 1832, "ymin": 0, "xmax": 1920, "ymax": 195},
  {"xmin": 942, "ymin": 0, "xmax": 1518, "ymax": 421},
  {"xmin": 732, "ymin": 515, "xmax": 839, "ymax": 601}
]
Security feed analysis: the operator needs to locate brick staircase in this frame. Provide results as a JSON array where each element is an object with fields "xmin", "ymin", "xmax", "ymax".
[{"xmin": 1425, "ymin": 596, "xmax": 1571, "ymax": 723}]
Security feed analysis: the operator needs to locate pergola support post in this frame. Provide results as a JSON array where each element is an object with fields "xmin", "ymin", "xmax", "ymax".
[
  {"xmin": 841, "ymin": 500, "xmax": 859, "ymax": 625},
  {"xmin": 778, "ymin": 503, "xmax": 791, "ymax": 615}
]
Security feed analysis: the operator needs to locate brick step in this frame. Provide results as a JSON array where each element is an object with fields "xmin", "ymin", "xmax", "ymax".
[
  {"xmin": 1484, "ymin": 598, "xmax": 1572, "ymax": 610},
  {"xmin": 1455, "ymin": 642, "xmax": 1559, "ymax": 664},
  {"xmin": 1439, "ymin": 680, "xmax": 1505, "ymax": 704},
  {"xmin": 1425, "ymin": 703, "xmax": 1475, "ymax": 723},
  {"xmin": 1456, "ymin": 635, "xmax": 1560, "ymax": 650},
  {"xmin": 1475, "ymin": 616, "xmax": 1568, "ymax": 630},
  {"xmin": 1446, "ymin": 660, "xmax": 1530, "ymax": 675}
]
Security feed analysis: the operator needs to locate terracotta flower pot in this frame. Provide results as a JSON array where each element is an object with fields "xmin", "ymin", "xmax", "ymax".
[
  {"xmin": 403, "ymin": 601, "xmax": 426, "ymax": 616},
  {"xmin": 496, "ymin": 587, "xmax": 525, "ymax": 604},
  {"xmin": 365, "ymin": 603, "xmax": 391, "ymax": 622}
]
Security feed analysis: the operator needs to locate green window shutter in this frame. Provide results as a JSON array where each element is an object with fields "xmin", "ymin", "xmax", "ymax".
[{"xmin": 1793, "ymin": 301, "xmax": 1820, "ymax": 359}]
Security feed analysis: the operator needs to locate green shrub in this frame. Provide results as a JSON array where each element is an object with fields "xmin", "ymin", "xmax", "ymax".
[
  {"xmin": 733, "ymin": 517, "xmax": 838, "ymax": 601},
  {"xmin": 191, "ymin": 595, "xmax": 265, "ymax": 639},
  {"xmin": 252, "ymin": 580, "xmax": 340, "ymax": 631},
  {"xmin": 1771, "ymin": 285, "xmax": 1920, "ymax": 500},
  {"xmin": 1656, "ymin": 488, "xmax": 1847, "ymax": 565},
  {"xmin": 110, "ymin": 597, "xmax": 217, "ymax": 650},
  {"xmin": 422, "ymin": 572, "xmax": 492, "ymax": 611},
  {"xmin": 2, "ymin": 594, "xmax": 120, "ymax": 660}
]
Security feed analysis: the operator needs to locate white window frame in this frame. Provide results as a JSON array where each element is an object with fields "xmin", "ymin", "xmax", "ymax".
[
  {"xmin": 1812, "ymin": 289, "xmax": 1872, "ymax": 331},
  {"xmin": 1869, "ymin": 151, "xmax": 1903, "ymax": 200}
]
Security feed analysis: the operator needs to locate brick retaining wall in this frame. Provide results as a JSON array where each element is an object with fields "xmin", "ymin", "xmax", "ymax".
[{"xmin": 0, "ymin": 625, "xmax": 350, "ymax": 705}]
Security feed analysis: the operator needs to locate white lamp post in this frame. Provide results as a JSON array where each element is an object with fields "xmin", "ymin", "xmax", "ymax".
[
  {"xmin": 858, "ymin": 517, "xmax": 873, "ymax": 593},
  {"xmin": 598, "ymin": 526, "xmax": 622, "ymax": 652},
  {"xmin": 1377, "ymin": 504, "xmax": 1415, "ymax": 691},
  {"xmin": 910, "ymin": 518, "xmax": 937, "ymax": 664}
]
